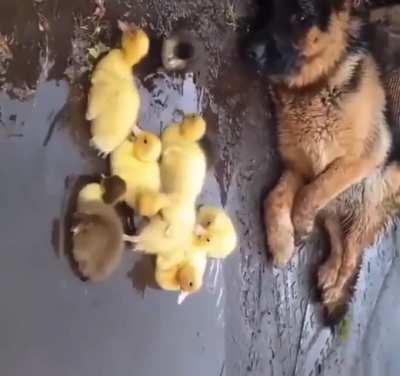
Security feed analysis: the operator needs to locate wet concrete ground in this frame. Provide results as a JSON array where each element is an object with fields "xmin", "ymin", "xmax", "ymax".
[{"xmin": 1, "ymin": 1, "xmax": 400, "ymax": 375}]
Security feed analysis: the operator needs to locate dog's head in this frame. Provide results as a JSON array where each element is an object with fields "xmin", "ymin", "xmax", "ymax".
[{"xmin": 244, "ymin": 0, "xmax": 353, "ymax": 88}]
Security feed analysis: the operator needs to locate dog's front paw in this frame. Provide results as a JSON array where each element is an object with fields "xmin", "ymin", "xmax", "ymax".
[
  {"xmin": 292, "ymin": 191, "xmax": 316, "ymax": 241},
  {"xmin": 266, "ymin": 215, "xmax": 295, "ymax": 267},
  {"xmin": 322, "ymin": 285, "xmax": 343, "ymax": 304},
  {"xmin": 293, "ymin": 209, "xmax": 314, "ymax": 241},
  {"xmin": 268, "ymin": 229, "xmax": 295, "ymax": 267}
]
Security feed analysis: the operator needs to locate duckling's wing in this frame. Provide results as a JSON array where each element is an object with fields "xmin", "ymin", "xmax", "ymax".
[
  {"xmin": 88, "ymin": 75, "xmax": 132, "ymax": 121},
  {"xmin": 86, "ymin": 81, "xmax": 116, "ymax": 121},
  {"xmin": 155, "ymin": 265, "xmax": 180, "ymax": 291},
  {"xmin": 91, "ymin": 80, "xmax": 137, "ymax": 123}
]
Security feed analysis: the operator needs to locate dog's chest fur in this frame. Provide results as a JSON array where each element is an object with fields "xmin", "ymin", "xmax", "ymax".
[
  {"xmin": 271, "ymin": 52, "xmax": 387, "ymax": 180},
  {"xmin": 275, "ymin": 86, "xmax": 345, "ymax": 178}
]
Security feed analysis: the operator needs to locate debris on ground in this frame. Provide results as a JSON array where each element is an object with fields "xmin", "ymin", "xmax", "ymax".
[
  {"xmin": 0, "ymin": 34, "xmax": 13, "ymax": 83},
  {"xmin": 38, "ymin": 13, "xmax": 50, "ymax": 33},
  {"xmin": 64, "ymin": 2, "xmax": 111, "ymax": 85},
  {"xmin": 338, "ymin": 316, "xmax": 351, "ymax": 343},
  {"xmin": 87, "ymin": 42, "xmax": 110, "ymax": 61},
  {"xmin": 224, "ymin": 0, "xmax": 239, "ymax": 30},
  {"xmin": 93, "ymin": 0, "xmax": 106, "ymax": 20}
]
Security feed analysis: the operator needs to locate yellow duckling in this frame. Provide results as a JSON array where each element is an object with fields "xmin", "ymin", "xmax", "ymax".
[
  {"xmin": 192, "ymin": 206, "xmax": 237, "ymax": 259},
  {"xmin": 138, "ymin": 114, "xmax": 207, "ymax": 217},
  {"xmin": 86, "ymin": 23, "xmax": 150, "ymax": 155},
  {"xmin": 76, "ymin": 182, "xmax": 104, "ymax": 203},
  {"xmin": 149, "ymin": 207, "xmax": 236, "ymax": 302},
  {"xmin": 139, "ymin": 205, "xmax": 236, "ymax": 303},
  {"xmin": 151, "ymin": 206, "xmax": 236, "ymax": 297},
  {"xmin": 124, "ymin": 200, "xmax": 196, "ymax": 255},
  {"xmin": 109, "ymin": 130, "xmax": 162, "ymax": 213},
  {"xmin": 155, "ymin": 251, "xmax": 207, "ymax": 304},
  {"xmin": 160, "ymin": 114, "xmax": 207, "ymax": 197},
  {"xmin": 124, "ymin": 115, "xmax": 207, "ymax": 255},
  {"xmin": 72, "ymin": 183, "xmax": 124, "ymax": 282}
]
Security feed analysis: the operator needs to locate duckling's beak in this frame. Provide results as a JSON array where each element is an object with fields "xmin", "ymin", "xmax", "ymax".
[
  {"xmin": 118, "ymin": 20, "xmax": 137, "ymax": 32},
  {"xmin": 118, "ymin": 20, "xmax": 128, "ymax": 31},
  {"xmin": 118, "ymin": 20, "xmax": 138, "ymax": 32},
  {"xmin": 194, "ymin": 225, "xmax": 207, "ymax": 236},
  {"xmin": 177, "ymin": 291, "xmax": 190, "ymax": 305},
  {"xmin": 132, "ymin": 124, "xmax": 144, "ymax": 136}
]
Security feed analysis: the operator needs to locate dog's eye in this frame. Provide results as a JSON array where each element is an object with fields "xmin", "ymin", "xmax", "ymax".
[{"xmin": 290, "ymin": 13, "xmax": 309, "ymax": 25}]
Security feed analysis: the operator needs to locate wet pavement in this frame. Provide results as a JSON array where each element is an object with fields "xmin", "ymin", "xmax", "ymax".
[{"xmin": 1, "ymin": 1, "xmax": 400, "ymax": 376}]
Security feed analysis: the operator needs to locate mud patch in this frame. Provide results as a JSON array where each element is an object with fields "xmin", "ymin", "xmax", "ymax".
[{"xmin": 64, "ymin": 9, "xmax": 111, "ymax": 85}]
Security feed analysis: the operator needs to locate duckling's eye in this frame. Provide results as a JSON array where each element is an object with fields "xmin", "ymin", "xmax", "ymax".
[
  {"xmin": 189, "ymin": 282, "xmax": 193, "ymax": 287},
  {"xmin": 144, "ymin": 138, "xmax": 148, "ymax": 144},
  {"xmin": 206, "ymin": 238, "xmax": 211, "ymax": 243}
]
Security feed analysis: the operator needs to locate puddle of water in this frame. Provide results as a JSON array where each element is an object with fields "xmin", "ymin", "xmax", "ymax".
[
  {"xmin": 0, "ymin": 80, "xmax": 105, "ymax": 268},
  {"xmin": 0, "ymin": 72, "xmax": 226, "ymax": 376},
  {"xmin": 138, "ymin": 71, "xmax": 205, "ymax": 132}
]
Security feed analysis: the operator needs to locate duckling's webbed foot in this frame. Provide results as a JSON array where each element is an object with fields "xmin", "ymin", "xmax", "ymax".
[
  {"xmin": 123, "ymin": 234, "xmax": 139, "ymax": 243},
  {"xmin": 131, "ymin": 123, "xmax": 144, "ymax": 136},
  {"xmin": 89, "ymin": 138, "xmax": 109, "ymax": 158}
]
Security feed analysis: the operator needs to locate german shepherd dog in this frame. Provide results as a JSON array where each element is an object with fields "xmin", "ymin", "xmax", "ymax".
[{"xmin": 244, "ymin": 0, "xmax": 400, "ymax": 320}]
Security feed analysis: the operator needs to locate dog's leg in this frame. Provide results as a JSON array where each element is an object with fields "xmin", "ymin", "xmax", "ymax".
[
  {"xmin": 322, "ymin": 225, "xmax": 364, "ymax": 305},
  {"xmin": 292, "ymin": 155, "xmax": 382, "ymax": 239},
  {"xmin": 322, "ymin": 163, "xmax": 400, "ymax": 305},
  {"xmin": 318, "ymin": 213, "xmax": 344, "ymax": 291},
  {"xmin": 264, "ymin": 169, "xmax": 304, "ymax": 266}
]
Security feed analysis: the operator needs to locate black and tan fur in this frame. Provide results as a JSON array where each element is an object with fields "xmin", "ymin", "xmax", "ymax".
[{"xmin": 245, "ymin": 0, "xmax": 400, "ymax": 320}]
